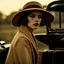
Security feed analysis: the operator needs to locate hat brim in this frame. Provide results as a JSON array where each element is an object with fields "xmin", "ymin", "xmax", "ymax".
[{"xmin": 12, "ymin": 8, "xmax": 54, "ymax": 26}]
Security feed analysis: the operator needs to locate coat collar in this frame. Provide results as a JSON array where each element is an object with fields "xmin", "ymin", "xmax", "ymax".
[{"xmin": 18, "ymin": 25, "xmax": 38, "ymax": 54}]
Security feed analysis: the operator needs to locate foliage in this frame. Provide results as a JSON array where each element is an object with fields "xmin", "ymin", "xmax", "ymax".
[
  {"xmin": 0, "ymin": 11, "xmax": 17, "ymax": 24},
  {"xmin": 0, "ymin": 12, "xmax": 5, "ymax": 24},
  {"xmin": 5, "ymin": 12, "xmax": 17, "ymax": 24}
]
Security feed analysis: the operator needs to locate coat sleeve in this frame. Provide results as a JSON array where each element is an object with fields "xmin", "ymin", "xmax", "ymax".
[{"xmin": 14, "ymin": 37, "xmax": 32, "ymax": 64}]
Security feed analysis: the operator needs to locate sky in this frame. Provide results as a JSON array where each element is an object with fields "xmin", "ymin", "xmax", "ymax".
[{"xmin": 0, "ymin": 0, "xmax": 55, "ymax": 15}]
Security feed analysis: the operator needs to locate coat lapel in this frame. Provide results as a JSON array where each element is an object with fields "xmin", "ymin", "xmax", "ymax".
[{"xmin": 18, "ymin": 25, "xmax": 38, "ymax": 54}]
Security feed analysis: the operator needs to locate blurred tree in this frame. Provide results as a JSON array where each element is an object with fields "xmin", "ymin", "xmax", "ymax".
[
  {"xmin": 5, "ymin": 11, "xmax": 17, "ymax": 24},
  {"xmin": 0, "ymin": 12, "xmax": 5, "ymax": 24}
]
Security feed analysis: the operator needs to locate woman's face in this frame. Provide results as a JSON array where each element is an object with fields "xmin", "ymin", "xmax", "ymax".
[{"xmin": 27, "ymin": 11, "xmax": 42, "ymax": 30}]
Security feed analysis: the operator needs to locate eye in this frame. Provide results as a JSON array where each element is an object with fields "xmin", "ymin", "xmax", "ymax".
[
  {"xmin": 29, "ymin": 14, "xmax": 36, "ymax": 18},
  {"xmin": 38, "ymin": 15, "xmax": 42, "ymax": 19}
]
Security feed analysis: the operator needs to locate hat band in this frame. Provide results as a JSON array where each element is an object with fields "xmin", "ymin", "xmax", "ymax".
[{"xmin": 23, "ymin": 5, "xmax": 42, "ymax": 10}]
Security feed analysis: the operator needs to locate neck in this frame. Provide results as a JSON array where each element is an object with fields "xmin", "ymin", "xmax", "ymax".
[{"xmin": 27, "ymin": 26, "xmax": 34, "ymax": 34}]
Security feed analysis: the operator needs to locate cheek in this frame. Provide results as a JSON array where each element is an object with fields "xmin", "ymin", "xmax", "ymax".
[
  {"xmin": 40, "ymin": 18, "xmax": 42, "ymax": 22},
  {"xmin": 39, "ymin": 19, "xmax": 42, "ymax": 24},
  {"xmin": 28, "ymin": 21, "xmax": 33, "ymax": 26},
  {"xmin": 28, "ymin": 17, "xmax": 34, "ymax": 25}
]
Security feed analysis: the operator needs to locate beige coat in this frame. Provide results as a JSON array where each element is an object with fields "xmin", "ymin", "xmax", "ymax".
[{"xmin": 5, "ymin": 25, "xmax": 39, "ymax": 64}]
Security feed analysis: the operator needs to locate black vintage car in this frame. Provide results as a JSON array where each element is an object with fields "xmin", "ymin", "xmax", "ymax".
[
  {"xmin": 0, "ymin": 41, "xmax": 10, "ymax": 64},
  {"xmin": 35, "ymin": 0, "xmax": 64, "ymax": 64}
]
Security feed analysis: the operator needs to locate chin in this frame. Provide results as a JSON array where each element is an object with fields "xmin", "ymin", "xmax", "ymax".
[
  {"xmin": 32, "ymin": 27, "xmax": 39, "ymax": 29},
  {"xmin": 28, "ymin": 25, "xmax": 39, "ymax": 30}
]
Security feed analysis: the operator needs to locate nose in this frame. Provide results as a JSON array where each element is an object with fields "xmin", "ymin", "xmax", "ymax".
[{"xmin": 35, "ymin": 16, "xmax": 40, "ymax": 22}]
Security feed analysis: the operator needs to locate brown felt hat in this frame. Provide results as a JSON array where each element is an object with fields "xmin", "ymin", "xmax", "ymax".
[{"xmin": 12, "ymin": 1, "xmax": 54, "ymax": 26}]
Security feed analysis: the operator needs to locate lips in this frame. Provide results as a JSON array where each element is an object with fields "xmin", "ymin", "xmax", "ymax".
[{"xmin": 34, "ymin": 23, "xmax": 39, "ymax": 26}]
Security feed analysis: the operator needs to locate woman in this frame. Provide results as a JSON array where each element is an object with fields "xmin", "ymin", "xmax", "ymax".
[{"xmin": 5, "ymin": 1, "xmax": 54, "ymax": 64}]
